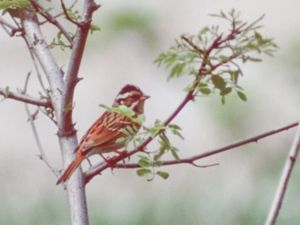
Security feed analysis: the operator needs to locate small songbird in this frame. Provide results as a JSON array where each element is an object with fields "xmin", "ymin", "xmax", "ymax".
[{"xmin": 56, "ymin": 84, "xmax": 149, "ymax": 185}]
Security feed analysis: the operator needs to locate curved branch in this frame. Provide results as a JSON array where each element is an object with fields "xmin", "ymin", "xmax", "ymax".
[
  {"xmin": 85, "ymin": 122, "xmax": 298, "ymax": 176},
  {"xmin": 0, "ymin": 87, "xmax": 52, "ymax": 108}
]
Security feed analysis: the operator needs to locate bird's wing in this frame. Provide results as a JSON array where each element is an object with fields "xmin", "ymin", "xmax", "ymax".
[{"xmin": 78, "ymin": 112, "xmax": 138, "ymax": 155}]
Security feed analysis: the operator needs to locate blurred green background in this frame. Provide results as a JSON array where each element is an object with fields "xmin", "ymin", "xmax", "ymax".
[{"xmin": 0, "ymin": 0, "xmax": 299, "ymax": 224}]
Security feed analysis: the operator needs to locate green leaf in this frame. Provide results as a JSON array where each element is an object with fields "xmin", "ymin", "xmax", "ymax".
[
  {"xmin": 115, "ymin": 137, "xmax": 127, "ymax": 144},
  {"xmin": 90, "ymin": 24, "xmax": 101, "ymax": 34},
  {"xmin": 170, "ymin": 63, "xmax": 185, "ymax": 77},
  {"xmin": 138, "ymin": 156, "xmax": 151, "ymax": 167},
  {"xmin": 230, "ymin": 71, "xmax": 239, "ymax": 84},
  {"xmin": 211, "ymin": 75, "xmax": 226, "ymax": 90},
  {"xmin": 237, "ymin": 91, "xmax": 247, "ymax": 101},
  {"xmin": 170, "ymin": 147, "xmax": 180, "ymax": 160},
  {"xmin": 168, "ymin": 124, "xmax": 184, "ymax": 139},
  {"xmin": 156, "ymin": 171, "xmax": 169, "ymax": 179},
  {"xmin": 148, "ymin": 122, "xmax": 165, "ymax": 137},
  {"xmin": 137, "ymin": 168, "xmax": 151, "ymax": 177},
  {"xmin": 0, "ymin": 0, "xmax": 29, "ymax": 10},
  {"xmin": 199, "ymin": 87, "xmax": 211, "ymax": 95},
  {"xmin": 221, "ymin": 87, "xmax": 232, "ymax": 96}
]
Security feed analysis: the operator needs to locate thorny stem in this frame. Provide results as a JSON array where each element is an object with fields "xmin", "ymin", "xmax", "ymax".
[{"xmin": 102, "ymin": 122, "xmax": 298, "ymax": 169}]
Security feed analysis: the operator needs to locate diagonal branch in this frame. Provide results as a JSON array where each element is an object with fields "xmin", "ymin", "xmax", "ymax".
[
  {"xmin": 264, "ymin": 121, "xmax": 300, "ymax": 225},
  {"xmin": 0, "ymin": 87, "xmax": 52, "ymax": 108},
  {"xmin": 85, "ymin": 122, "xmax": 298, "ymax": 178}
]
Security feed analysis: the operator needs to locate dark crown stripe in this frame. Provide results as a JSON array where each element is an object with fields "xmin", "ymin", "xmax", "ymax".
[{"xmin": 119, "ymin": 84, "xmax": 142, "ymax": 95}]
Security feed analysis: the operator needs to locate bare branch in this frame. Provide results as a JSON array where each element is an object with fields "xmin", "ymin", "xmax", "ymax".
[
  {"xmin": 0, "ymin": 87, "xmax": 52, "ymax": 108},
  {"xmin": 25, "ymin": 106, "xmax": 59, "ymax": 176},
  {"xmin": 85, "ymin": 122, "xmax": 298, "ymax": 179},
  {"xmin": 61, "ymin": 0, "xmax": 100, "ymax": 135},
  {"xmin": 264, "ymin": 121, "xmax": 300, "ymax": 225},
  {"xmin": 0, "ymin": 16, "xmax": 22, "ymax": 36},
  {"xmin": 0, "ymin": 16, "xmax": 17, "ymax": 30},
  {"xmin": 30, "ymin": 0, "xmax": 73, "ymax": 44},
  {"xmin": 22, "ymin": 73, "xmax": 59, "ymax": 176}
]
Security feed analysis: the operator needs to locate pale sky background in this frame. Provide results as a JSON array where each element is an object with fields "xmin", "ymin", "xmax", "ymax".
[{"xmin": 0, "ymin": 0, "xmax": 299, "ymax": 224}]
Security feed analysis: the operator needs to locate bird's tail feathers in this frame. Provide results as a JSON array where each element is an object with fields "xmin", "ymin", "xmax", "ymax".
[{"xmin": 56, "ymin": 153, "xmax": 85, "ymax": 185}]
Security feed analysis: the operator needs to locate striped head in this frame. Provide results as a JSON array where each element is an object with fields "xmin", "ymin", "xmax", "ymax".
[{"xmin": 113, "ymin": 84, "xmax": 149, "ymax": 114}]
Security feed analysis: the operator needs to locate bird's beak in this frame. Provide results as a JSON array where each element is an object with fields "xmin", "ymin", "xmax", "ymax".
[{"xmin": 141, "ymin": 95, "xmax": 150, "ymax": 100}]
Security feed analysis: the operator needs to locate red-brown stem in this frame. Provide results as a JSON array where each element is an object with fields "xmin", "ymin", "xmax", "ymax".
[{"xmin": 110, "ymin": 122, "xmax": 299, "ymax": 169}]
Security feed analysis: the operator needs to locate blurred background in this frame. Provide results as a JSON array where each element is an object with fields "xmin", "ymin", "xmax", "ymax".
[{"xmin": 0, "ymin": 0, "xmax": 299, "ymax": 224}]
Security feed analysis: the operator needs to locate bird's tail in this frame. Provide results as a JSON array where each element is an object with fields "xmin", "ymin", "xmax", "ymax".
[{"xmin": 56, "ymin": 152, "xmax": 85, "ymax": 185}]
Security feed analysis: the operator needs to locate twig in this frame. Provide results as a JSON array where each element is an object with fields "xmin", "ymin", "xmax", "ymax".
[
  {"xmin": 22, "ymin": 73, "xmax": 59, "ymax": 176},
  {"xmin": 264, "ymin": 121, "xmax": 300, "ymax": 225},
  {"xmin": 60, "ymin": 0, "xmax": 82, "ymax": 27},
  {"xmin": 0, "ymin": 87, "xmax": 52, "ymax": 108},
  {"xmin": 85, "ymin": 122, "xmax": 298, "ymax": 176},
  {"xmin": 30, "ymin": 0, "xmax": 73, "ymax": 44},
  {"xmin": 181, "ymin": 35, "xmax": 204, "ymax": 54}
]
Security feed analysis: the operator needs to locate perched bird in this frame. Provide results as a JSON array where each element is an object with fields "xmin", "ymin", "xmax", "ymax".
[{"xmin": 56, "ymin": 84, "xmax": 149, "ymax": 185}]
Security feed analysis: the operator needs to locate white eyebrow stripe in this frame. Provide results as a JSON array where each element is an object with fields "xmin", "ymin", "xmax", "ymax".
[{"xmin": 116, "ymin": 91, "xmax": 141, "ymax": 100}]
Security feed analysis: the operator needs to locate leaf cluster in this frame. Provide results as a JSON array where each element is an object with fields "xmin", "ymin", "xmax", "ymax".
[
  {"xmin": 0, "ymin": 0, "xmax": 29, "ymax": 10},
  {"xmin": 135, "ymin": 121, "xmax": 183, "ymax": 180},
  {"xmin": 155, "ymin": 9, "xmax": 278, "ymax": 104}
]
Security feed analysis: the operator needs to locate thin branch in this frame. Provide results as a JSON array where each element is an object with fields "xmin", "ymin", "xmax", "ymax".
[
  {"xmin": 30, "ymin": 0, "xmax": 73, "ymax": 44},
  {"xmin": 40, "ymin": 0, "xmax": 79, "ymax": 25},
  {"xmin": 0, "ymin": 16, "xmax": 17, "ymax": 30},
  {"xmin": 60, "ymin": 0, "xmax": 82, "ymax": 27},
  {"xmin": 0, "ymin": 16, "xmax": 22, "ymax": 36},
  {"xmin": 181, "ymin": 35, "xmax": 204, "ymax": 54},
  {"xmin": 25, "ymin": 106, "xmax": 59, "ymax": 176},
  {"xmin": 85, "ymin": 122, "xmax": 298, "ymax": 176},
  {"xmin": 0, "ymin": 87, "xmax": 52, "ymax": 108},
  {"xmin": 22, "ymin": 73, "xmax": 59, "ymax": 176},
  {"xmin": 264, "ymin": 121, "xmax": 300, "ymax": 225}
]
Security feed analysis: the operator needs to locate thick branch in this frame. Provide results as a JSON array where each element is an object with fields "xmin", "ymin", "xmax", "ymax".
[
  {"xmin": 20, "ymin": 9, "xmax": 89, "ymax": 225},
  {"xmin": 264, "ymin": 121, "xmax": 300, "ymax": 225},
  {"xmin": 85, "ymin": 122, "xmax": 298, "ymax": 178},
  {"xmin": 0, "ymin": 87, "xmax": 52, "ymax": 108},
  {"xmin": 61, "ymin": 0, "xmax": 100, "ymax": 135}
]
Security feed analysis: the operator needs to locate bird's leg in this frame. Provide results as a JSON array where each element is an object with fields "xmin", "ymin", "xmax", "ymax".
[
  {"xmin": 86, "ymin": 158, "xmax": 93, "ymax": 168},
  {"xmin": 99, "ymin": 153, "xmax": 116, "ymax": 168}
]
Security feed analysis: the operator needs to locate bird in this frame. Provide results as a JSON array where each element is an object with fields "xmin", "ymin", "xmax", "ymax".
[{"xmin": 56, "ymin": 84, "xmax": 149, "ymax": 185}]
